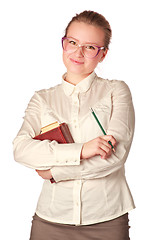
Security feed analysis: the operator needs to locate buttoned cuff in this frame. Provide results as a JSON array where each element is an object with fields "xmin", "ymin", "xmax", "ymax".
[{"xmin": 53, "ymin": 143, "xmax": 83, "ymax": 166}]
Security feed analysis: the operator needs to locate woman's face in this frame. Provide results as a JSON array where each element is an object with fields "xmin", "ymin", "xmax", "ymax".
[{"xmin": 63, "ymin": 21, "xmax": 107, "ymax": 81}]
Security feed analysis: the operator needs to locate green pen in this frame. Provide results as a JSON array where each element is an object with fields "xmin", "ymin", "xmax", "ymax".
[{"xmin": 90, "ymin": 107, "xmax": 115, "ymax": 151}]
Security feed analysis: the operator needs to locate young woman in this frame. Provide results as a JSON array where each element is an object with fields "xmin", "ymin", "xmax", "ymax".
[{"xmin": 13, "ymin": 10, "xmax": 135, "ymax": 240}]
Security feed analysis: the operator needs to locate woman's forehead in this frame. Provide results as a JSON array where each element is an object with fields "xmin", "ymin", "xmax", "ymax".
[{"xmin": 67, "ymin": 21, "xmax": 105, "ymax": 45}]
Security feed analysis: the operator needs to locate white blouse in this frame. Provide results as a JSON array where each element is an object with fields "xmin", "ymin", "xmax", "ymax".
[{"xmin": 13, "ymin": 71, "xmax": 135, "ymax": 226}]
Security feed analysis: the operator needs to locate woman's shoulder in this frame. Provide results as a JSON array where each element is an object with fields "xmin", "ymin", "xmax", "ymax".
[
  {"xmin": 96, "ymin": 74, "xmax": 128, "ymax": 86},
  {"xmin": 34, "ymin": 83, "xmax": 62, "ymax": 98},
  {"xmin": 95, "ymin": 75, "xmax": 131, "ymax": 94},
  {"xmin": 28, "ymin": 83, "xmax": 62, "ymax": 107}
]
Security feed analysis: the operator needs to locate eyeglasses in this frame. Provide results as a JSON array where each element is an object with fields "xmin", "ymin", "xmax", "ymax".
[{"xmin": 62, "ymin": 37, "xmax": 105, "ymax": 59}]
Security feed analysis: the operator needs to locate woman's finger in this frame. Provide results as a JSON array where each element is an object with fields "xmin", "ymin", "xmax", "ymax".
[{"xmin": 102, "ymin": 135, "xmax": 116, "ymax": 146}]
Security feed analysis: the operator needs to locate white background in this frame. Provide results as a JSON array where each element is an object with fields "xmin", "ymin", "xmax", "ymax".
[{"xmin": 0, "ymin": 0, "xmax": 153, "ymax": 239}]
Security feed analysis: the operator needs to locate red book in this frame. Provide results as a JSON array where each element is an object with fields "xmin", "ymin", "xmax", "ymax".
[{"xmin": 33, "ymin": 123, "xmax": 74, "ymax": 143}]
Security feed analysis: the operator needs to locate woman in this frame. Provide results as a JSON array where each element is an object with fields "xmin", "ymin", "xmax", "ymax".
[{"xmin": 13, "ymin": 10, "xmax": 135, "ymax": 240}]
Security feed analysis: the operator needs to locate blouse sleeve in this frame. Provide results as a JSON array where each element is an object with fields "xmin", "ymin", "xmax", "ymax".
[
  {"xmin": 51, "ymin": 81, "xmax": 135, "ymax": 182},
  {"xmin": 13, "ymin": 92, "xmax": 83, "ymax": 170}
]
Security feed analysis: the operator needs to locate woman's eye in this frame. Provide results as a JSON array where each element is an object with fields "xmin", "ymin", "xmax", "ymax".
[
  {"xmin": 69, "ymin": 40, "xmax": 77, "ymax": 45},
  {"xmin": 86, "ymin": 45, "xmax": 96, "ymax": 50}
]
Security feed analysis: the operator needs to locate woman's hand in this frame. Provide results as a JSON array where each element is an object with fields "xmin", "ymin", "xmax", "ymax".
[
  {"xmin": 35, "ymin": 169, "xmax": 52, "ymax": 180},
  {"xmin": 81, "ymin": 135, "xmax": 116, "ymax": 160}
]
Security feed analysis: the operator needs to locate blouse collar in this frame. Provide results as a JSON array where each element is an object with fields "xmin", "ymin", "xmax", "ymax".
[{"xmin": 62, "ymin": 71, "xmax": 96, "ymax": 96}]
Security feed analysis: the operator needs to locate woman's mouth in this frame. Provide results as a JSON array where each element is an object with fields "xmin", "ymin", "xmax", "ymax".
[{"xmin": 70, "ymin": 58, "xmax": 84, "ymax": 65}]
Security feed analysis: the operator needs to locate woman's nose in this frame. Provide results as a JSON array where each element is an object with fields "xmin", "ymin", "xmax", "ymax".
[{"xmin": 74, "ymin": 46, "xmax": 84, "ymax": 57}]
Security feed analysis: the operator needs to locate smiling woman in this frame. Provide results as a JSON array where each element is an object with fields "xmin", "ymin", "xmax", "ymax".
[{"xmin": 13, "ymin": 10, "xmax": 135, "ymax": 240}]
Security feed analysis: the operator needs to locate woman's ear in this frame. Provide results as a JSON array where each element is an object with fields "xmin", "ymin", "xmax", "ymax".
[{"xmin": 99, "ymin": 48, "xmax": 108, "ymax": 62}]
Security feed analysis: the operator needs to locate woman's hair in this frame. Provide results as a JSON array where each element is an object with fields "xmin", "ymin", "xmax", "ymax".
[{"xmin": 64, "ymin": 10, "xmax": 112, "ymax": 49}]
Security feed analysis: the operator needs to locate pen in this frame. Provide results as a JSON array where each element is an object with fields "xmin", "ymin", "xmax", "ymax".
[{"xmin": 90, "ymin": 107, "xmax": 115, "ymax": 151}]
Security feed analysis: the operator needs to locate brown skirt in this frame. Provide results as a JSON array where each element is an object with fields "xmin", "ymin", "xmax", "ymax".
[{"xmin": 30, "ymin": 213, "xmax": 130, "ymax": 240}]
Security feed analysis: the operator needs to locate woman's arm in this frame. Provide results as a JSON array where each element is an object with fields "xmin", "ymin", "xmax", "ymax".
[
  {"xmin": 13, "ymin": 91, "xmax": 83, "ymax": 170},
  {"xmin": 47, "ymin": 81, "xmax": 135, "ymax": 182},
  {"xmin": 36, "ymin": 134, "xmax": 116, "ymax": 180}
]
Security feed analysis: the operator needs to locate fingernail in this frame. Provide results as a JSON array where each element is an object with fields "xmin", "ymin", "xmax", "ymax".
[{"xmin": 112, "ymin": 148, "xmax": 116, "ymax": 153}]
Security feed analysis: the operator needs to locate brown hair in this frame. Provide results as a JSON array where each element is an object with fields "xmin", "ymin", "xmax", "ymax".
[{"xmin": 64, "ymin": 10, "xmax": 112, "ymax": 49}]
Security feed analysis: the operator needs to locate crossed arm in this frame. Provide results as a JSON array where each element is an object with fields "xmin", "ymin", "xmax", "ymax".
[{"xmin": 36, "ymin": 135, "xmax": 116, "ymax": 180}]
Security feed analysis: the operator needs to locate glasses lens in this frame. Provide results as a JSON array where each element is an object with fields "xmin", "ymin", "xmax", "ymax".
[
  {"xmin": 83, "ymin": 45, "xmax": 99, "ymax": 58},
  {"xmin": 62, "ymin": 38, "xmax": 77, "ymax": 53}
]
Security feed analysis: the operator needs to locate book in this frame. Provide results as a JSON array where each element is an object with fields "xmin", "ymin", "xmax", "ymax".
[{"xmin": 33, "ymin": 122, "xmax": 74, "ymax": 143}]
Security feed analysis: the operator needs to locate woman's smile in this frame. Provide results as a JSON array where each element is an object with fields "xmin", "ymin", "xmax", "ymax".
[{"xmin": 70, "ymin": 58, "xmax": 84, "ymax": 65}]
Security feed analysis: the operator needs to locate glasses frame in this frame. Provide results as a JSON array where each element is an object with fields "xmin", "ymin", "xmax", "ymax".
[{"xmin": 62, "ymin": 37, "xmax": 105, "ymax": 59}]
